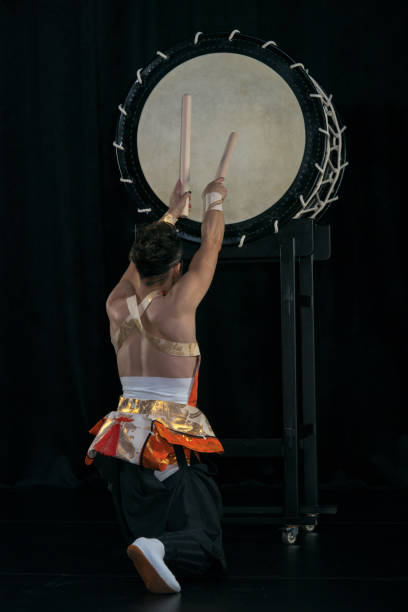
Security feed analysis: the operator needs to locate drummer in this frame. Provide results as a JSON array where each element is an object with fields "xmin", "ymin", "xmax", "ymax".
[{"xmin": 89, "ymin": 176, "xmax": 228, "ymax": 594}]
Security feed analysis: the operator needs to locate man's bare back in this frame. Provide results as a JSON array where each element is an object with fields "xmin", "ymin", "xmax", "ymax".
[
  {"xmin": 108, "ymin": 285, "xmax": 198, "ymax": 378},
  {"xmin": 106, "ymin": 177, "xmax": 227, "ymax": 381}
]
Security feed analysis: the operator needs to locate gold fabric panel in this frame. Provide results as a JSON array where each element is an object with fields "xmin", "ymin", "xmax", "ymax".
[
  {"xmin": 116, "ymin": 419, "xmax": 139, "ymax": 461},
  {"xmin": 117, "ymin": 396, "xmax": 216, "ymax": 438}
]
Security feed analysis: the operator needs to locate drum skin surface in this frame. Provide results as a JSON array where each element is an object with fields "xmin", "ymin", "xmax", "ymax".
[
  {"xmin": 116, "ymin": 33, "xmax": 346, "ymax": 244},
  {"xmin": 137, "ymin": 53, "xmax": 305, "ymax": 225}
]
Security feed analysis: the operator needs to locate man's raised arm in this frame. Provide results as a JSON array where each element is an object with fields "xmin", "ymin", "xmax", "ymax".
[{"xmin": 171, "ymin": 177, "xmax": 227, "ymax": 311}]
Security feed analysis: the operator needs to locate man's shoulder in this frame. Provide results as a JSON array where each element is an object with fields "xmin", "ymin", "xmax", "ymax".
[
  {"xmin": 153, "ymin": 290, "xmax": 197, "ymax": 342},
  {"xmin": 161, "ymin": 284, "xmax": 196, "ymax": 318},
  {"xmin": 106, "ymin": 280, "xmax": 135, "ymax": 322}
]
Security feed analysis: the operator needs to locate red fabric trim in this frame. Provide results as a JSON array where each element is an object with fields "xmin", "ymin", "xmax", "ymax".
[
  {"xmin": 188, "ymin": 356, "xmax": 201, "ymax": 407},
  {"xmin": 188, "ymin": 371, "xmax": 199, "ymax": 407},
  {"xmin": 91, "ymin": 415, "xmax": 132, "ymax": 456},
  {"xmin": 155, "ymin": 421, "xmax": 224, "ymax": 454},
  {"xmin": 141, "ymin": 430, "xmax": 175, "ymax": 470},
  {"xmin": 92, "ymin": 424, "xmax": 121, "ymax": 456},
  {"xmin": 89, "ymin": 417, "xmax": 106, "ymax": 435}
]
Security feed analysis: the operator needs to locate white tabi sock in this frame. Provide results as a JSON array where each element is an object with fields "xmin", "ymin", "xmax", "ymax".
[{"xmin": 127, "ymin": 537, "xmax": 181, "ymax": 594}]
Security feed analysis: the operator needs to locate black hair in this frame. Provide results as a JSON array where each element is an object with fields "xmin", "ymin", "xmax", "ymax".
[{"xmin": 129, "ymin": 222, "xmax": 182, "ymax": 286}]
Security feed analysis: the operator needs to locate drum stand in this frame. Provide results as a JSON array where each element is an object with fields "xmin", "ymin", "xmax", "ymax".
[{"xmin": 183, "ymin": 217, "xmax": 338, "ymax": 544}]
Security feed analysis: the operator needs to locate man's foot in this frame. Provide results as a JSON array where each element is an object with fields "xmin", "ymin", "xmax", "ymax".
[{"xmin": 127, "ymin": 537, "xmax": 181, "ymax": 594}]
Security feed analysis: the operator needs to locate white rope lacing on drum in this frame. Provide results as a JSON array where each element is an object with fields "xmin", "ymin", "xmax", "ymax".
[
  {"xmin": 290, "ymin": 63, "xmax": 305, "ymax": 70},
  {"xmin": 137, "ymin": 208, "xmax": 152, "ymax": 213},
  {"xmin": 118, "ymin": 104, "xmax": 127, "ymax": 116},
  {"xmin": 262, "ymin": 40, "xmax": 277, "ymax": 48},
  {"xmin": 194, "ymin": 31, "xmax": 203, "ymax": 44},
  {"xmin": 114, "ymin": 136, "xmax": 133, "ymax": 184},
  {"xmin": 238, "ymin": 234, "xmax": 246, "ymax": 248},
  {"xmin": 295, "ymin": 75, "xmax": 349, "ymax": 220},
  {"xmin": 156, "ymin": 51, "xmax": 168, "ymax": 59},
  {"xmin": 325, "ymin": 196, "xmax": 339, "ymax": 204},
  {"xmin": 136, "ymin": 68, "xmax": 143, "ymax": 84},
  {"xmin": 274, "ymin": 220, "xmax": 279, "ymax": 234},
  {"xmin": 228, "ymin": 29, "xmax": 240, "ymax": 41}
]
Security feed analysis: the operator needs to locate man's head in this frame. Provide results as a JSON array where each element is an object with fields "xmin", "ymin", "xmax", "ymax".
[{"xmin": 129, "ymin": 222, "xmax": 182, "ymax": 288}]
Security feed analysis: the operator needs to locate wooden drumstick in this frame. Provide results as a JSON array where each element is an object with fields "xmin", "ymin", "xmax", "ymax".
[
  {"xmin": 215, "ymin": 131, "xmax": 238, "ymax": 179},
  {"xmin": 179, "ymin": 94, "xmax": 192, "ymax": 217}
]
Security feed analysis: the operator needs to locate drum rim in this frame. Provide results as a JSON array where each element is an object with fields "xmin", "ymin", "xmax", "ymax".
[{"xmin": 116, "ymin": 32, "xmax": 336, "ymax": 244}]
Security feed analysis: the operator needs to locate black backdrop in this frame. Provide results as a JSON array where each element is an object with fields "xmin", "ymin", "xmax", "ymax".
[{"xmin": 1, "ymin": 0, "xmax": 407, "ymax": 498}]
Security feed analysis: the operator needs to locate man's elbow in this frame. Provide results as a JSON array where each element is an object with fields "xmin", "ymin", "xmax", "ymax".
[
  {"xmin": 106, "ymin": 294, "xmax": 115, "ymax": 316},
  {"xmin": 202, "ymin": 234, "xmax": 223, "ymax": 252}
]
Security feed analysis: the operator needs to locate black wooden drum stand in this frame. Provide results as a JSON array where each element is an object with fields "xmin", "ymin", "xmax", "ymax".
[{"xmin": 183, "ymin": 218, "xmax": 338, "ymax": 545}]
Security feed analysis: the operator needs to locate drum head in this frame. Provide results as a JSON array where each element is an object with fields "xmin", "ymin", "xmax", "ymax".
[
  {"xmin": 138, "ymin": 53, "xmax": 305, "ymax": 225},
  {"xmin": 116, "ymin": 33, "xmax": 337, "ymax": 244}
]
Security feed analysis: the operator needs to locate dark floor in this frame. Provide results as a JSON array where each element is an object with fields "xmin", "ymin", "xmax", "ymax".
[{"xmin": 1, "ymin": 484, "xmax": 407, "ymax": 611}]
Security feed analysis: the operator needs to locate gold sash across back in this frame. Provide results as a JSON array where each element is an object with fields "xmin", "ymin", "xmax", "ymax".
[
  {"xmin": 113, "ymin": 291, "xmax": 200, "ymax": 356},
  {"xmin": 117, "ymin": 317, "xmax": 200, "ymax": 356}
]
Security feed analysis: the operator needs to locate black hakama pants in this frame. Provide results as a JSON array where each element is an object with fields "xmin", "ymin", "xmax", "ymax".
[{"xmin": 93, "ymin": 445, "xmax": 227, "ymax": 578}]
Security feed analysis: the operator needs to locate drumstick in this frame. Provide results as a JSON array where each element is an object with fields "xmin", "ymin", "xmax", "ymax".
[
  {"xmin": 179, "ymin": 94, "xmax": 192, "ymax": 217},
  {"xmin": 215, "ymin": 132, "xmax": 238, "ymax": 179}
]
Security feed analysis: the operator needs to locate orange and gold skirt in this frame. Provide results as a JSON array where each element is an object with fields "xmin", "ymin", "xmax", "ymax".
[{"xmin": 85, "ymin": 396, "xmax": 224, "ymax": 472}]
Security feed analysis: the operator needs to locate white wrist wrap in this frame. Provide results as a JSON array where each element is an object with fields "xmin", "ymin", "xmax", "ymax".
[{"xmin": 203, "ymin": 192, "xmax": 224, "ymax": 214}]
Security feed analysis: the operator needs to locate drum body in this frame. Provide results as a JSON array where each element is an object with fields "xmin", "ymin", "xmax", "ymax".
[{"xmin": 115, "ymin": 32, "xmax": 347, "ymax": 245}]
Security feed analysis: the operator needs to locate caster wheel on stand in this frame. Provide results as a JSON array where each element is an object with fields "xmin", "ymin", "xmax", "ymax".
[
  {"xmin": 281, "ymin": 526, "xmax": 299, "ymax": 545},
  {"xmin": 302, "ymin": 514, "xmax": 319, "ymax": 533},
  {"xmin": 302, "ymin": 523, "xmax": 316, "ymax": 532}
]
